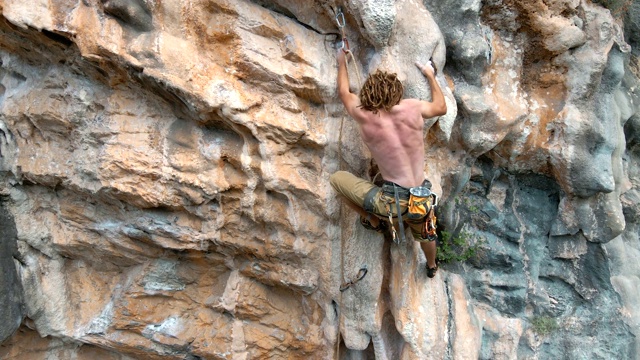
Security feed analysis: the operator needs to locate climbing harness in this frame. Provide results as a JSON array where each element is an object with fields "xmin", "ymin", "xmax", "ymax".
[
  {"xmin": 422, "ymin": 194, "xmax": 438, "ymax": 241},
  {"xmin": 408, "ymin": 184, "xmax": 433, "ymax": 219},
  {"xmin": 391, "ymin": 184, "xmax": 406, "ymax": 244},
  {"xmin": 381, "ymin": 181, "xmax": 440, "ymax": 244}
]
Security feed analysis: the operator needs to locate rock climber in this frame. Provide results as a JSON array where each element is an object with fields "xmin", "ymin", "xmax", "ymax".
[{"xmin": 330, "ymin": 50, "xmax": 447, "ymax": 278}]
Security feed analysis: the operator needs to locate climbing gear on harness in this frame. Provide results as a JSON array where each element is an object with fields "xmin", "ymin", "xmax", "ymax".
[
  {"xmin": 407, "ymin": 180, "xmax": 439, "ymax": 241},
  {"xmin": 392, "ymin": 183, "xmax": 406, "ymax": 244},
  {"xmin": 379, "ymin": 181, "xmax": 409, "ymax": 244},
  {"xmin": 382, "ymin": 182, "xmax": 411, "ymax": 199},
  {"xmin": 379, "ymin": 180, "xmax": 439, "ymax": 244},
  {"xmin": 339, "ymin": 266, "xmax": 368, "ymax": 292},
  {"xmin": 407, "ymin": 182, "xmax": 433, "ymax": 220},
  {"xmin": 422, "ymin": 194, "xmax": 438, "ymax": 241}
]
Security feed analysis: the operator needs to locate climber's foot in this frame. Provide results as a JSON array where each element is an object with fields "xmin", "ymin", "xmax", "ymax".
[{"xmin": 427, "ymin": 263, "xmax": 438, "ymax": 279}]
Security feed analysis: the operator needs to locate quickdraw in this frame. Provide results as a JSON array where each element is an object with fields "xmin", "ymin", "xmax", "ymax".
[
  {"xmin": 334, "ymin": 7, "xmax": 362, "ymax": 86},
  {"xmin": 340, "ymin": 37, "xmax": 351, "ymax": 53},
  {"xmin": 335, "ymin": 8, "xmax": 346, "ymax": 28},
  {"xmin": 335, "ymin": 8, "xmax": 350, "ymax": 53},
  {"xmin": 339, "ymin": 266, "xmax": 368, "ymax": 292}
]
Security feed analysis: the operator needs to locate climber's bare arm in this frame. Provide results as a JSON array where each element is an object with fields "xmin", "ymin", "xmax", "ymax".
[
  {"xmin": 415, "ymin": 61, "xmax": 447, "ymax": 118},
  {"xmin": 337, "ymin": 51, "xmax": 365, "ymax": 121}
]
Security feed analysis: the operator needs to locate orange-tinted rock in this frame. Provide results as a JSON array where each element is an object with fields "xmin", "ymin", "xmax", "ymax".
[{"xmin": 0, "ymin": 0, "xmax": 639, "ymax": 359}]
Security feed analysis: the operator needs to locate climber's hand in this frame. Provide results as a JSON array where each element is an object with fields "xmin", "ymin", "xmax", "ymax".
[
  {"xmin": 337, "ymin": 48, "xmax": 346, "ymax": 64},
  {"xmin": 416, "ymin": 60, "xmax": 436, "ymax": 76}
]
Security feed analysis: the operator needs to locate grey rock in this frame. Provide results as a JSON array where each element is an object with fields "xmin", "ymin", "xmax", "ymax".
[
  {"xmin": 351, "ymin": 0, "xmax": 395, "ymax": 49},
  {"xmin": 446, "ymin": 158, "xmax": 635, "ymax": 358},
  {"xmin": 102, "ymin": 0, "xmax": 153, "ymax": 32},
  {"xmin": 0, "ymin": 199, "xmax": 24, "ymax": 342},
  {"xmin": 425, "ymin": 0, "xmax": 491, "ymax": 86},
  {"xmin": 0, "ymin": 0, "xmax": 640, "ymax": 358},
  {"xmin": 626, "ymin": 2, "xmax": 640, "ymax": 56}
]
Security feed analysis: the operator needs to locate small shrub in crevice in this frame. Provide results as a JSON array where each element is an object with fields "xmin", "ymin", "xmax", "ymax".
[
  {"xmin": 436, "ymin": 230, "xmax": 484, "ymax": 264},
  {"xmin": 530, "ymin": 316, "xmax": 559, "ymax": 336}
]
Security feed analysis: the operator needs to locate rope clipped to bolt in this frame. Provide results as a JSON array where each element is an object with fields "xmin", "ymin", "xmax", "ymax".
[
  {"xmin": 335, "ymin": 8, "xmax": 363, "ymax": 88},
  {"xmin": 334, "ymin": 7, "xmax": 368, "ymax": 294}
]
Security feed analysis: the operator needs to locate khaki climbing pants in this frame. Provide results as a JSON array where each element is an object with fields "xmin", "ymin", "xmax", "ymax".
[{"xmin": 330, "ymin": 170, "xmax": 430, "ymax": 242}]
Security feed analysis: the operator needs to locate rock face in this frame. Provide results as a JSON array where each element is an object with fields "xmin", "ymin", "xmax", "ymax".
[
  {"xmin": 0, "ymin": 0, "xmax": 638, "ymax": 359},
  {"xmin": 0, "ymin": 197, "xmax": 23, "ymax": 343}
]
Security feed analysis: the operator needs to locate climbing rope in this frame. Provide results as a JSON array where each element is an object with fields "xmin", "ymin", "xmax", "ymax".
[
  {"xmin": 335, "ymin": 8, "xmax": 363, "ymax": 88},
  {"xmin": 333, "ymin": 7, "xmax": 367, "ymax": 360}
]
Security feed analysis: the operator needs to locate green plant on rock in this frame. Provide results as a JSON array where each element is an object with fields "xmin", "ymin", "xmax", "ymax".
[
  {"xmin": 530, "ymin": 316, "xmax": 559, "ymax": 336},
  {"xmin": 436, "ymin": 230, "xmax": 484, "ymax": 264}
]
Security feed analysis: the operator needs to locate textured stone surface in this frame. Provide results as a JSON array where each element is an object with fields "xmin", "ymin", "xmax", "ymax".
[
  {"xmin": 0, "ymin": 196, "xmax": 23, "ymax": 342},
  {"xmin": 0, "ymin": 325, "xmax": 137, "ymax": 359},
  {"xmin": 0, "ymin": 0, "xmax": 639, "ymax": 359}
]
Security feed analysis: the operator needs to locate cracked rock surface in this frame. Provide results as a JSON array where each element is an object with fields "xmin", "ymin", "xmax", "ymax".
[{"xmin": 0, "ymin": 0, "xmax": 639, "ymax": 359}]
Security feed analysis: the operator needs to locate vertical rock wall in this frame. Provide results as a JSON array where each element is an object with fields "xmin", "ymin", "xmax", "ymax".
[
  {"xmin": 0, "ymin": 194, "xmax": 23, "ymax": 343},
  {"xmin": 0, "ymin": 0, "xmax": 638, "ymax": 359}
]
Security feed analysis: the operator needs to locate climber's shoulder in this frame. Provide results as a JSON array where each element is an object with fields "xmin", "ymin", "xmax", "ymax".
[
  {"xmin": 390, "ymin": 99, "xmax": 422, "ymax": 117},
  {"xmin": 396, "ymin": 98, "xmax": 420, "ymax": 109},
  {"xmin": 397, "ymin": 98, "xmax": 446, "ymax": 119}
]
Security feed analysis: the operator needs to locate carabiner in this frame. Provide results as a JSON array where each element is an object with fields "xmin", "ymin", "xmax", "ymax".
[
  {"xmin": 340, "ymin": 37, "xmax": 350, "ymax": 53},
  {"xmin": 336, "ymin": 8, "xmax": 346, "ymax": 28}
]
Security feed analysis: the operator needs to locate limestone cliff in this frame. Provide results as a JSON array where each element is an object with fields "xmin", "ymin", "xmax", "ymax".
[{"xmin": 0, "ymin": 0, "xmax": 638, "ymax": 359}]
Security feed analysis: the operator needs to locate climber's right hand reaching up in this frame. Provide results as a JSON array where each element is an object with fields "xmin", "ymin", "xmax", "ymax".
[
  {"xmin": 415, "ymin": 60, "xmax": 436, "ymax": 78},
  {"xmin": 414, "ymin": 59, "xmax": 446, "ymax": 118}
]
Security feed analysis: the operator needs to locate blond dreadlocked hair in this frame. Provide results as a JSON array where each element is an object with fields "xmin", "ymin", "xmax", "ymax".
[{"xmin": 358, "ymin": 70, "xmax": 404, "ymax": 113}]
